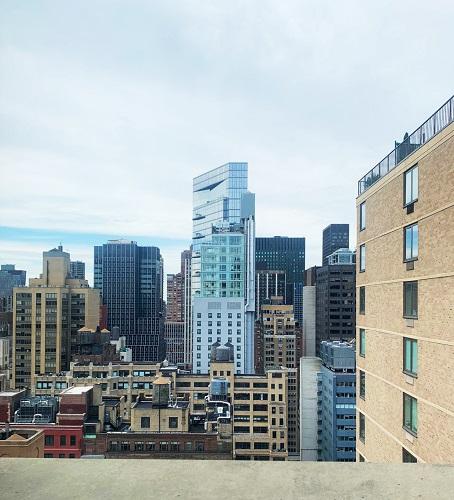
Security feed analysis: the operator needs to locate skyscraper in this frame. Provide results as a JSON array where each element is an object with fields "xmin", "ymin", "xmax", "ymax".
[
  {"xmin": 12, "ymin": 246, "xmax": 100, "ymax": 389},
  {"xmin": 70, "ymin": 261, "xmax": 85, "ymax": 280},
  {"xmin": 356, "ymin": 95, "xmax": 454, "ymax": 463},
  {"xmin": 166, "ymin": 273, "xmax": 184, "ymax": 322},
  {"xmin": 0, "ymin": 265, "xmax": 26, "ymax": 312},
  {"xmin": 322, "ymin": 224, "xmax": 349, "ymax": 265},
  {"xmin": 94, "ymin": 240, "xmax": 164, "ymax": 362},
  {"xmin": 191, "ymin": 163, "xmax": 255, "ymax": 374},
  {"xmin": 255, "ymin": 236, "xmax": 306, "ymax": 322},
  {"xmin": 255, "ymin": 270, "xmax": 286, "ymax": 318}
]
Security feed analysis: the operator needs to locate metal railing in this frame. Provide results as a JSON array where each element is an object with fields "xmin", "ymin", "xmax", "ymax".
[{"xmin": 358, "ymin": 95, "xmax": 454, "ymax": 195}]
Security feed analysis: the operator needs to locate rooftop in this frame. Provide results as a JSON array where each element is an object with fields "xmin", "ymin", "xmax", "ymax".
[
  {"xmin": 358, "ymin": 95, "xmax": 454, "ymax": 196},
  {"xmin": 60, "ymin": 386, "xmax": 93, "ymax": 395},
  {"xmin": 0, "ymin": 460, "xmax": 453, "ymax": 499}
]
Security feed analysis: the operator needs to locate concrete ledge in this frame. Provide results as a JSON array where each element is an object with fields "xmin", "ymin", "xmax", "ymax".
[{"xmin": 1, "ymin": 459, "xmax": 454, "ymax": 499}]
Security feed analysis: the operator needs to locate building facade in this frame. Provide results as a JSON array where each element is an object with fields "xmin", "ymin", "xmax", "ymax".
[
  {"xmin": 163, "ymin": 321, "xmax": 185, "ymax": 366},
  {"xmin": 318, "ymin": 341, "xmax": 356, "ymax": 462},
  {"xmin": 191, "ymin": 163, "xmax": 255, "ymax": 374},
  {"xmin": 255, "ymin": 270, "xmax": 286, "ymax": 318},
  {"xmin": 255, "ymin": 237, "xmax": 305, "ymax": 322},
  {"xmin": 12, "ymin": 246, "xmax": 100, "ymax": 390},
  {"xmin": 322, "ymin": 225, "xmax": 349, "ymax": 266},
  {"xmin": 356, "ymin": 95, "xmax": 454, "ymax": 463},
  {"xmin": 166, "ymin": 273, "xmax": 184, "ymax": 322},
  {"xmin": 94, "ymin": 240, "xmax": 164, "ymax": 363},
  {"xmin": 70, "ymin": 261, "xmax": 85, "ymax": 280},
  {"xmin": 0, "ymin": 265, "xmax": 26, "ymax": 313}
]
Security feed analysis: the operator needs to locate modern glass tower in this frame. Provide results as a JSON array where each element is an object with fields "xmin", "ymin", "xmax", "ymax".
[
  {"xmin": 191, "ymin": 163, "xmax": 255, "ymax": 374},
  {"xmin": 94, "ymin": 240, "xmax": 164, "ymax": 362}
]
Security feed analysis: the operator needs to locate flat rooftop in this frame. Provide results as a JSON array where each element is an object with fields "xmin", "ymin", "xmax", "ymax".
[
  {"xmin": 60, "ymin": 386, "xmax": 93, "ymax": 395},
  {"xmin": 0, "ymin": 460, "xmax": 453, "ymax": 499}
]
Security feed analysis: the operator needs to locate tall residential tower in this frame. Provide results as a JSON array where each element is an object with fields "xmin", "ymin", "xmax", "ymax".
[{"xmin": 191, "ymin": 163, "xmax": 255, "ymax": 374}]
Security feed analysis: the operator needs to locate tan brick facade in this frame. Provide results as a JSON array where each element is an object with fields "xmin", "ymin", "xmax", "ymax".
[{"xmin": 356, "ymin": 117, "xmax": 454, "ymax": 463}]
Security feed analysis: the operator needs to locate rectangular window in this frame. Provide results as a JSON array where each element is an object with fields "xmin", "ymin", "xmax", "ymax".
[
  {"xmin": 169, "ymin": 417, "xmax": 178, "ymax": 429},
  {"xmin": 359, "ymin": 370, "xmax": 365, "ymax": 399},
  {"xmin": 359, "ymin": 244, "xmax": 366, "ymax": 272},
  {"xmin": 403, "ymin": 393, "xmax": 418, "ymax": 435},
  {"xmin": 402, "ymin": 448, "xmax": 417, "ymax": 463},
  {"xmin": 44, "ymin": 435, "xmax": 54, "ymax": 446},
  {"xmin": 141, "ymin": 416, "xmax": 150, "ymax": 429},
  {"xmin": 70, "ymin": 435, "xmax": 76, "ymax": 446},
  {"xmin": 359, "ymin": 202, "xmax": 366, "ymax": 231},
  {"xmin": 403, "ymin": 281, "xmax": 418, "ymax": 319},
  {"xmin": 403, "ymin": 338, "xmax": 418, "ymax": 376},
  {"xmin": 404, "ymin": 165, "xmax": 418, "ymax": 206},
  {"xmin": 359, "ymin": 413, "xmax": 365, "ymax": 442},
  {"xmin": 60, "ymin": 435, "xmax": 66, "ymax": 446},
  {"xmin": 404, "ymin": 224, "xmax": 418, "ymax": 261},
  {"xmin": 359, "ymin": 286, "xmax": 365, "ymax": 315},
  {"xmin": 359, "ymin": 329, "xmax": 366, "ymax": 357}
]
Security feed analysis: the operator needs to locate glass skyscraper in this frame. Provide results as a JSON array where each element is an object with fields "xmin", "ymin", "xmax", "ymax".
[
  {"xmin": 191, "ymin": 163, "xmax": 255, "ymax": 374},
  {"xmin": 94, "ymin": 240, "xmax": 164, "ymax": 362}
]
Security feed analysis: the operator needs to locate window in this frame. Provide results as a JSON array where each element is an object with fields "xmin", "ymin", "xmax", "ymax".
[
  {"xmin": 141, "ymin": 417, "xmax": 150, "ymax": 429},
  {"xmin": 169, "ymin": 417, "xmax": 178, "ymax": 429},
  {"xmin": 359, "ymin": 413, "xmax": 365, "ymax": 442},
  {"xmin": 70, "ymin": 435, "xmax": 76, "ymax": 446},
  {"xmin": 359, "ymin": 329, "xmax": 366, "ymax": 357},
  {"xmin": 403, "ymin": 281, "xmax": 418, "ymax": 319},
  {"xmin": 402, "ymin": 448, "xmax": 417, "ymax": 463},
  {"xmin": 404, "ymin": 165, "xmax": 418, "ymax": 206},
  {"xmin": 359, "ymin": 286, "xmax": 365, "ymax": 315},
  {"xmin": 60, "ymin": 435, "xmax": 66, "ymax": 446},
  {"xmin": 403, "ymin": 338, "xmax": 418, "ymax": 376},
  {"xmin": 359, "ymin": 202, "xmax": 366, "ymax": 231},
  {"xmin": 44, "ymin": 435, "xmax": 54, "ymax": 446},
  {"xmin": 358, "ymin": 454, "xmax": 365, "ymax": 462},
  {"xmin": 403, "ymin": 394, "xmax": 418, "ymax": 435},
  {"xmin": 359, "ymin": 244, "xmax": 366, "ymax": 272},
  {"xmin": 359, "ymin": 371, "xmax": 366, "ymax": 399},
  {"xmin": 404, "ymin": 224, "xmax": 418, "ymax": 261}
]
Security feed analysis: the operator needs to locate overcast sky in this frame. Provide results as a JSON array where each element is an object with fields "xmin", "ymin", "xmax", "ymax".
[{"xmin": 1, "ymin": 0, "xmax": 453, "ymax": 284}]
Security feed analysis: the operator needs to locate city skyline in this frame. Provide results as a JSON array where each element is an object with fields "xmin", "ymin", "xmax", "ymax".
[{"xmin": 2, "ymin": 2, "xmax": 454, "ymax": 281}]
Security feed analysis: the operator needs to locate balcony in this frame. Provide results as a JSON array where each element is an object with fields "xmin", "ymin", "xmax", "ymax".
[
  {"xmin": 0, "ymin": 459, "xmax": 453, "ymax": 499},
  {"xmin": 358, "ymin": 95, "xmax": 454, "ymax": 195}
]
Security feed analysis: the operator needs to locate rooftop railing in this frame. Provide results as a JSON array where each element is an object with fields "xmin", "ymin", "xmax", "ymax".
[{"xmin": 358, "ymin": 95, "xmax": 454, "ymax": 195}]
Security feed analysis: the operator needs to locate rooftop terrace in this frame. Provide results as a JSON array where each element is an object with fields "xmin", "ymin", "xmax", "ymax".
[
  {"xmin": 0, "ymin": 460, "xmax": 453, "ymax": 499},
  {"xmin": 358, "ymin": 95, "xmax": 454, "ymax": 195}
]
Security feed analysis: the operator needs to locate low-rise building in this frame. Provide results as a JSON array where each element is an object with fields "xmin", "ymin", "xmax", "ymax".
[{"xmin": 0, "ymin": 427, "xmax": 44, "ymax": 458}]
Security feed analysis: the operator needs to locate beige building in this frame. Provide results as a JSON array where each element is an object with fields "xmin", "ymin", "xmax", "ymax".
[
  {"xmin": 34, "ymin": 357, "xmax": 289, "ymax": 460},
  {"xmin": 255, "ymin": 301, "xmax": 301, "ymax": 456},
  {"xmin": 356, "ymin": 96, "xmax": 454, "ymax": 463},
  {"xmin": 0, "ymin": 427, "xmax": 44, "ymax": 458},
  {"xmin": 12, "ymin": 246, "xmax": 100, "ymax": 389}
]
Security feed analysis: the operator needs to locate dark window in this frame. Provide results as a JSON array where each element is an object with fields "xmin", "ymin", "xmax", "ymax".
[
  {"xmin": 70, "ymin": 435, "xmax": 76, "ymax": 446},
  {"xmin": 359, "ymin": 329, "xmax": 366, "ymax": 357},
  {"xmin": 59, "ymin": 453, "xmax": 65, "ymax": 458},
  {"xmin": 358, "ymin": 454, "xmax": 365, "ymax": 462},
  {"xmin": 402, "ymin": 448, "xmax": 417, "ymax": 463},
  {"xmin": 141, "ymin": 416, "xmax": 150, "ymax": 429},
  {"xmin": 404, "ymin": 224, "xmax": 418, "ymax": 261},
  {"xmin": 69, "ymin": 453, "xmax": 75, "ymax": 458},
  {"xmin": 359, "ymin": 202, "xmax": 366, "ymax": 231},
  {"xmin": 359, "ymin": 244, "xmax": 366, "ymax": 272},
  {"xmin": 404, "ymin": 165, "xmax": 418, "ymax": 206},
  {"xmin": 403, "ymin": 338, "xmax": 418, "ymax": 376},
  {"xmin": 44, "ymin": 435, "xmax": 54, "ymax": 446},
  {"xmin": 169, "ymin": 417, "xmax": 178, "ymax": 429},
  {"xmin": 60, "ymin": 435, "xmax": 66, "ymax": 446},
  {"xmin": 359, "ymin": 371, "xmax": 366, "ymax": 400},
  {"xmin": 403, "ymin": 282, "xmax": 418, "ymax": 319},
  {"xmin": 235, "ymin": 442, "xmax": 251, "ymax": 449},
  {"xmin": 359, "ymin": 413, "xmax": 365, "ymax": 442},
  {"xmin": 44, "ymin": 453, "xmax": 53, "ymax": 458},
  {"xmin": 403, "ymin": 394, "xmax": 418, "ymax": 435},
  {"xmin": 254, "ymin": 442, "xmax": 269, "ymax": 450},
  {"xmin": 359, "ymin": 286, "xmax": 365, "ymax": 315}
]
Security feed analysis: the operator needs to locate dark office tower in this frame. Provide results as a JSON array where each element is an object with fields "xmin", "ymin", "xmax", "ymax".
[
  {"xmin": 0, "ymin": 265, "xmax": 26, "ymax": 312},
  {"xmin": 255, "ymin": 270, "xmax": 286, "ymax": 318},
  {"xmin": 314, "ymin": 249, "xmax": 356, "ymax": 355},
  {"xmin": 94, "ymin": 240, "xmax": 164, "ymax": 362},
  {"xmin": 70, "ymin": 261, "xmax": 85, "ymax": 280},
  {"xmin": 255, "ymin": 237, "xmax": 305, "ymax": 322},
  {"xmin": 322, "ymin": 224, "xmax": 349, "ymax": 265}
]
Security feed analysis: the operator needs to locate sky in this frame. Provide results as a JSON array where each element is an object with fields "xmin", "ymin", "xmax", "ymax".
[{"xmin": 1, "ymin": 0, "xmax": 453, "ymax": 285}]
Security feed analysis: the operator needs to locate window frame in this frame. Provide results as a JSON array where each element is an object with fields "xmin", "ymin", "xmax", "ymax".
[
  {"xmin": 359, "ymin": 370, "xmax": 366, "ymax": 400},
  {"xmin": 403, "ymin": 223, "xmax": 419, "ymax": 262},
  {"xmin": 359, "ymin": 202, "xmax": 366, "ymax": 231},
  {"xmin": 403, "ymin": 281, "xmax": 418, "ymax": 319},
  {"xmin": 359, "ymin": 286, "xmax": 365, "ymax": 315},
  {"xmin": 359, "ymin": 329, "xmax": 366, "ymax": 357},
  {"xmin": 403, "ymin": 393, "xmax": 418, "ymax": 436},
  {"xmin": 402, "ymin": 448, "xmax": 417, "ymax": 463},
  {"xmin": 359, "ymin": 244, "xmax": 366, "ymax": 273},
  {"xmin": 403, "ymin": 165, "xmax": 419, "ymax": 207},
  {"xmin": 403, "ymin": 338, "xmax": 418, "ymax": 377},
  {"xmin": 359, "ymin": 412, "xmax": 365, "ymax": 442}
]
